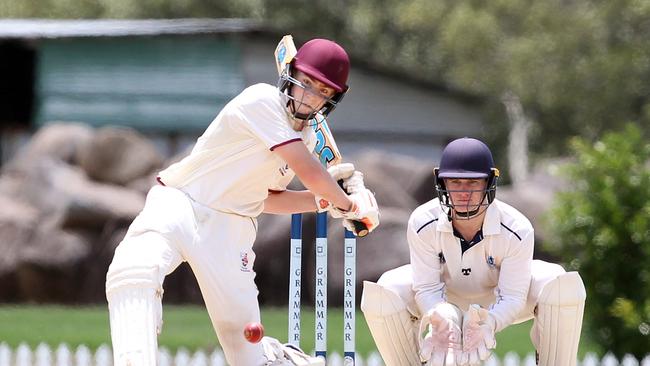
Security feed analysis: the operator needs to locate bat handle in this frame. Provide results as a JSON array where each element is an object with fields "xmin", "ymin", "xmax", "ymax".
[
  {"xmin": 353, "ymin": 221, "xmax": 369, "ymax": 237},
  {"xmin": 338, "ymin": 179, "xmax": 370, "ymax": 237}
]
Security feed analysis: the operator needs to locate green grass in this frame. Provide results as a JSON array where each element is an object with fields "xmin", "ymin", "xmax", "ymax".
[{"xmin": 0, "ymin": 305, "xmax": 600, "ymax": 359}]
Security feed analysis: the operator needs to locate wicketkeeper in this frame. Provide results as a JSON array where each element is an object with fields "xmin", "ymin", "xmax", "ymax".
[
  {"xmin": 105, "ymin": 38, "xmax": 380, "ymax": 366},
  {"xmin": 361, "ymin": 137, "xmax": 586, "ymax": 366}
]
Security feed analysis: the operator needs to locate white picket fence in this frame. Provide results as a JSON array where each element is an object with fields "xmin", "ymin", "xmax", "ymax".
[{"xmin": 0, "ymin": 343, "xmax": 649, "ymax": 366}]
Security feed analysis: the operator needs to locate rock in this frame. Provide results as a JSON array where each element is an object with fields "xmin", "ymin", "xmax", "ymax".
[
  {"xmin": 9, "ymin": 122, "xmax": 94, "ymax": 166},
  {"xmin": 351, "ymin": 150, "xmax": 430, "ymax": 210},
  {"xmin": 78, "ymin": 126, "xmax": 164, "ymax": 185},
  {"xmin": 304, "ymin": 207, "xmax": 412, "ymax": 306},
  {"xmin": 497, "ymin": 159, "xmax": 567, "ymax": 245},
  {"xmin": 252, "ymin": 213, "xmax": 294, "ymax": 305},
  {"xmin": 126, "ymin": 172, "xmax": 158, "ymax": 196},
  {"xmin": 253, "ymin": 207, "xmax": 412, "ymax": 306},
  {"xmin": 0, "ymin": 194, "xmax": 39, "ymax": 275},
  {"xmin": 2, "ymin": 157, "xmax": 145, "ymax": 228}
]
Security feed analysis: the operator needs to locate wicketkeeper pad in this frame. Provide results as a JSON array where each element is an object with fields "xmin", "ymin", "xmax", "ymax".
[
  {"xmin": 532, "ymin": 271, "xmax": 586, "ymax": 366},
  {"xmin": 361, "ymin": 281, "xmax": 422, "ymax": 366}
]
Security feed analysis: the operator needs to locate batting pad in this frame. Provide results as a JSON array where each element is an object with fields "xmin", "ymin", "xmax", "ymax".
[
  {"xmin": 533, "ymin": 271, "xmax": 586, "ymax": 366},
  {"xmin": 361, "ymin": 281, "xmax": 421, "ymax": 366},
  {"xmin": 106, "ymin": 265, "xmax": 163, "ymax": 366}
]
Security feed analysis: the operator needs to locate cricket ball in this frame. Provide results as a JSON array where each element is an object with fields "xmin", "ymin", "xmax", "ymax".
[{"xmin": 243, "ymin": 322, "xmax": 264, "ymax": 343}]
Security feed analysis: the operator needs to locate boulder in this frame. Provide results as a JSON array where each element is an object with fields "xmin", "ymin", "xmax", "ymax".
[
  {"xmin": 304, "ymin": 207, "xmax": 411, "ymax": 306},
  {"xmin": 252, "ymin": 213, "xmax": 295, "ymax": 305},
  {"xmin": 497, "ymin": 159, "xmax": 568, "ymax": 245},
  {"xmin": 0, "ymin": 194, "xmax": 39, "ymax": 275},
  {"xmin": 351, "ymin": 150, "xmax": 424, "ymax": 210},
  {"xmin": 0, "ymin": 153, "xmax": 146, "ymax": 303},
  {"xmin": 77, "ymin": 126, "xmax": 164, "ymax": 185},
  {"xmin": 9, "ymin": 122, "xmax": 94, "ymax": 166}
]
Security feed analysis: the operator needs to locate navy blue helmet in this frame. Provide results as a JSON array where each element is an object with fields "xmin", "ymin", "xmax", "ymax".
[{"xmin": 434, "ymin": 137, "xmax": 500, "ymax": 219}]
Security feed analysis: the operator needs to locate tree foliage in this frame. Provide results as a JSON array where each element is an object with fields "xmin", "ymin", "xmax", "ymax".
[
  {"xmin": 2, "ymin": 0, "xmax": 649, "ymax": 155},
  {"xmin": 547, "ymin": 124, "xmax": 650, "ymax": 358},
  {"xmin": 262, "ymin": 0, "xmax": 650, "ymax": 155},
  {"xmin": 0, "ymin": 0, "xmax": 260, "ymax": 19}
]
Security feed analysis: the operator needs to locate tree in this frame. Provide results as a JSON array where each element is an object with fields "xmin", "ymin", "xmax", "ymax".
[
  {"xmin": 547, "ymin": 124, "xmax": 650, "ymax": 358},
  {"xmin": 261, "ymin": 0, "xmax": 650, "ymax": 157}
]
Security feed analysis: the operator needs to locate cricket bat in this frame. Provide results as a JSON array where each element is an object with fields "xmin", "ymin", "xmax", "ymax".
[
  {"xmin": 275, "ymin": 35, "xmax": 368, "ymax": 237},
  {"xmin": 274, "ymin": 35, "xmax": 298, "ymax": 76}
]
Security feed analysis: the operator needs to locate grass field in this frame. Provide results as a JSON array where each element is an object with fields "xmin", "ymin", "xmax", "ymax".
[{"xmin": 0, "ymin": 305, "xmax": 601, "ymax": 359}]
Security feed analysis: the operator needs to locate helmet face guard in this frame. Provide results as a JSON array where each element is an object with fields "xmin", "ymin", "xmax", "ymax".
[
  {"xmin": 277, "ymin": 38, "xmax": 350, "ymax": 125},
  {"xmin": 434, "ymin": 167, "xmax": 499, "ymax": 220},
  {"xmin": 278, "ymin": 64, "xmax": 347, "ymax": 125},
  {"xmin": 434, "ymin": 137, "xmax": 499, "ymax": 220}
]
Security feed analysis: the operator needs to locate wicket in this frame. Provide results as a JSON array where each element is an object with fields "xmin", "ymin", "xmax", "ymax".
[{"xmin": 288, "ymin": 212, "xmax": 357, "ymax": 365}]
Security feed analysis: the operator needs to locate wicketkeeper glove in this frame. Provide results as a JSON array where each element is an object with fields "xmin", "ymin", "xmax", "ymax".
[
  {"xmin": 459, "ymin": 304, "xmax": 496, "ymax": 366},
  {"xmin": 419, "ymin": 303, "xmax": 463, "ymax": 366}
]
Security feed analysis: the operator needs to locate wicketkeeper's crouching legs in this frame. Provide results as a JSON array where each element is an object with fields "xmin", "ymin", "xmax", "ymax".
[
  {"xmin": 361, "ymin": 265, "xmax": 422, "ymax": 366},
  {"xmin": 526, "ymin": 261, "xmax": 586, "ymax": 366}
]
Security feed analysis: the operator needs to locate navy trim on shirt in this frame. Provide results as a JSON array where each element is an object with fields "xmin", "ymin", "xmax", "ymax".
[
  {"xmin": 500, "ymin": 223, "xmax": 522, "ymax": 241},
  {"xmin": 454, "ymin": 228, "xmax": 484, "ymax": 255},
  {"xmin": 416, "ymin": 218, "xmax": 438, "ymax": 233}
]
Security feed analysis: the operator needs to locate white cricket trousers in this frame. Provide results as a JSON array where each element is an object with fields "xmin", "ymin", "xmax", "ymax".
[{"xmin": 106, "ymin": 185, "xmax": 265, "ymax": 365}]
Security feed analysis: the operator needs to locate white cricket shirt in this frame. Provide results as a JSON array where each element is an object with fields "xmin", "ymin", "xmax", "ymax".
[
  {"xmin": 408, "ymin": 198, "xmax": 534, "ymax": 332},
  {"xmin": 157, "ymin": 83, "xmax": 316, "ymax": 217}
]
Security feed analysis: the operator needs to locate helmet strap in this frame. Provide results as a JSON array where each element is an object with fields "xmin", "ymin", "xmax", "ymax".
[
  {"xmin": 453, "ymin": 207, "xmax": 481, "ymax": 219},
  {"xmin": 451, "ymin": 191, "xmax": 489, "ymax": 220}
]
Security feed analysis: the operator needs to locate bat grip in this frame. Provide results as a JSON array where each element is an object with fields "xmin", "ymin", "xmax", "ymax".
[{"xmin": 338, "ymin": 179, "xmax": 370, "ymax": 237}]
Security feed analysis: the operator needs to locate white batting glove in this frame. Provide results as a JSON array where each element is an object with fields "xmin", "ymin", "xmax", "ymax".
[
  {"xmin": 338, "ymin": 188, "xmax": 379, "ymax": 235},
  {"xmin": 326, "ymin": 171, "xmax": 366, "ymax": 220},
  {"xmin": 459, "ymin": 304, "xmax": 496, "ymax": 366},
  {"xmin": 341, "ymin": 171, "xmax": 365, "ymax": 194},
  {"xmin": 327, "ymin": 163, "xmax": 356, "ymax": 181},
  {"xmin": 315, "ymin": 163, "xmax": 356, "ymax": 214},
  {"xmin": 419, "ymin": 304, "xmax": 462, "ymax": 366}
]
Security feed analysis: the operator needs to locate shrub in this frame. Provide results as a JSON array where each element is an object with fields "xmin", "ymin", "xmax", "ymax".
[{"xmin": 547, "ymin": 124, "xmax": 650, "ymax": 358}]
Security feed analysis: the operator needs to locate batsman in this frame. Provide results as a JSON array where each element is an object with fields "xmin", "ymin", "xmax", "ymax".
[
  {"xmin": 105, "ymin": 38, "xmax": 380, "ymax": 366},
  {"xmin": 361, "ymin": 137, "xmax": 586, "ymax": 366}
]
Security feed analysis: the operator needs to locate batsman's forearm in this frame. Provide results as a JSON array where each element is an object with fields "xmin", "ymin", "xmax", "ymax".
[
  {"xmin": 272, "ymin": 140, "xmax": 352, "ymax": 211},
  {"xmin": 263, "ymin": 190, "xmax": 317, "ymax": 214},
  {"xmin": 300, "ymin": 169, "xmax": 352, "ymax": 211}
]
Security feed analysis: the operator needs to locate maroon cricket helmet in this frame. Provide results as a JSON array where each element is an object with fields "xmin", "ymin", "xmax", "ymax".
[{"xmin": 293, "ymin": 39, "xmax": 350, "ymax": 93}]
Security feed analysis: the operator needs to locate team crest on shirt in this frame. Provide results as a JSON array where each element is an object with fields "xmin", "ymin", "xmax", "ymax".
[
  {"xmin": 438, "ymin": 252, "xmax": 446, "ymax": 264},
  {"xmin": 279, "ymin": 164, "xmax": 289, "ymax": 176},
  {"xmin": 486, "ymin": 255, "xmax": 496, "ymax": 269},
  {"xmin": 240, "ymin": 251, "xmax": 251, "ymax": 272}
]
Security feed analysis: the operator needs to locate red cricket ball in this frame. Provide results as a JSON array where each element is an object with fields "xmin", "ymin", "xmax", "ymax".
[{"xmin": 243, "ymin": 322, "xmax": 264, "ymax": 343}]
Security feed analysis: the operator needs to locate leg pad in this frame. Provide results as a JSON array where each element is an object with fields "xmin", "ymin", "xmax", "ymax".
[
  {"xmin": 106, "ymin": 265, "xmax": 163, "ymax": 366},
  {"xmin": 533, "ymin": 272, "xmax": 586, "ymax": 366},
  {"xmin": 361, "ymin": 281, "xmax": 421, "ymax": 366}
]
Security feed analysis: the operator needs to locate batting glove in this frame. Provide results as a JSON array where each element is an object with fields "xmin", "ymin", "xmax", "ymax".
[
  {"xmin": 459, "ymin": 304, "xmax": 496, "ymax": 366},
  {"xmin": 338, "ymin": 187, "xmax": 379, "ymax": 234},
  {"xmin": 341, "ymin": 171, "xmax": 365, "ymax": 194}
]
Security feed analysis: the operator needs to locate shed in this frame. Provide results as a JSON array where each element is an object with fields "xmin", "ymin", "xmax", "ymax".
[{"xmin": 0, "ymin": 19, "xmax": 484, "ymax": 162}]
